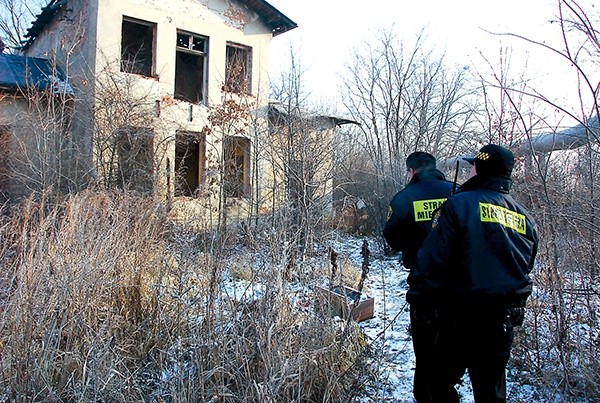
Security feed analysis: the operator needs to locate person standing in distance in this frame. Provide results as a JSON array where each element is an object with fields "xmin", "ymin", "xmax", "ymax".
[
  {"xmin": 383, "ymin": 151, "xmax": 455, "ymax": 402},
  {"xmin": 416, "ymin": 144, "xmax": 539, "ymax": 402}
]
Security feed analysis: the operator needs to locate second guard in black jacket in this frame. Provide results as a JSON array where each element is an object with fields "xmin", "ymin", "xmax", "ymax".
[
  {"xmin": 416, "ymin": 144, "xmax": 539, "ymax": 403},
  {"xmin": 383, "ymin": 151, "xmax": 455, "ymax": 403}
]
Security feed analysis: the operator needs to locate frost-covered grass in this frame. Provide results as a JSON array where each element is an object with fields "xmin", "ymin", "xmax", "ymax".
[
  {"xmin": 0, "ymin": 191, "xmax": 368, "ymax": 401},
  {"xmin": 0, "ymin": 191, "xmax": 596, "ymax": 401}
]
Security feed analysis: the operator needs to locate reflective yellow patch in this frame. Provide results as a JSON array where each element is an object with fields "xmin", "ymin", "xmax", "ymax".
[
  {"xmin": 386, "ymin": 206, "xmax": 393, "ymax": 221},
  {"xmin": 476, "ymin": 151, "xmax": 491, "ymax": 161},
  {"xmin": 413, "ymin": 198, "xmax": 447, "ymax": 222},
  {"xmin": 479, "ymin": 202, "xmax": 526, "ymax": 234}
]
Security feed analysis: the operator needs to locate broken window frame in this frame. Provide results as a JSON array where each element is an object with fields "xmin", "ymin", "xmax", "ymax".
[
  {"xmin": 174, "ymin": 130, "xmax": 206, "ymax": 197},
  {"xmin": 223, "ymin": 136, "xmax": 251, "ymax": 198},
  {"xmin": 120, "ymin": 17, "xmax": 156, "ymax": 77},
  {"xmin": 174, "ymin": 31, "xmax": 208, "ymax": 104},
  {"xmin": 115, "ymin": 126, "xmax": 155, "ymax": 193},
  {"xmin": 225, "ymin": 42, "xmax": 252, "ymax": 94}
]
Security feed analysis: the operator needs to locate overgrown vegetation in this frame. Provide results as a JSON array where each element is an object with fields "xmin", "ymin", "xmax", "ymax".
[
  {"xmin": 0, "ymin": 190, "xmax": 369, "ymax": 401},
  {"xmin": 0, "ymin": 0, "xmax": 599, "ymax": 400},
  {"xmin": 332, "ymin": 1, "xmax": 600, "ymax": 399}
]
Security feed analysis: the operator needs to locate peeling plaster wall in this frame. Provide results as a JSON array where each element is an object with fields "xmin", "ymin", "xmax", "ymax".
[
  {"xmin": 93, "ymin": 0, "xmax": 272, "ymax": 105},
  {"xmin": 18, "ymin": 0, "xmax": 286, "ymax": 222},
  {"xmin": 24, "ymin": 0, "xmax": 98, "ymax": 181},
  {"xmin": 0, "ymin": 93, "xmax": 70, "ymax": 201},
  {"xmin": 0, "ymin": 94, "xmax": 30, "ymax": 200},
  {"xmin": 93, "ymin": 0, "xmax": 274, "ymax": 219}
]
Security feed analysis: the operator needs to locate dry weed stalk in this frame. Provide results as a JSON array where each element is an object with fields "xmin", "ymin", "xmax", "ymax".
[{"xmin": 0, "ymin": 190, "xmax": 370, "ymax": 401}]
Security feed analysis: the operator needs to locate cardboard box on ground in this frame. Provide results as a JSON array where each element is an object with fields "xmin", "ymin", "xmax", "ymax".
[{"xmin": 315, "ymin": 284, "xmax": 374, "ymax": 322}]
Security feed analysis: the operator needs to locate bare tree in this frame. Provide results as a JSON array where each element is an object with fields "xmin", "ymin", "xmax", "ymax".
[
  {"xmin": 267, "ymin": 47, "xmax": 343, "ymax": 273},
  {"xmin": 339, "ymin": 28, "xmax": 481, "ymax": 234},
  {"xmin": 477, "ymin": 1, "xmax": 600, "ymax": 398},
  {"xmin": 92, "ymin": 60, "xmax": 163, "ymax": 195},
  {"xmin": 0, "ymin": 0, "xmax": 45, "ymax": 52}
]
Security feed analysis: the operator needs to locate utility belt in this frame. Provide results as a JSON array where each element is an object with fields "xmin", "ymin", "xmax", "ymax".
[{"xmin": 410, "ymin": 302, "xmax": 526, "ymax": 328}]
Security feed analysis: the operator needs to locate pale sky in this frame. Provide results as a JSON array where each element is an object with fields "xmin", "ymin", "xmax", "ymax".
[{"xmin": 267, "ymin": 0, "xmax": 591, "ymax": 107}]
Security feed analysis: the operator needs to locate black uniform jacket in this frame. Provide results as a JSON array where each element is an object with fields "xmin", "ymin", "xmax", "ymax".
[
  {"xmin": 414, "ymin": 175, "xmax": 539, "ymax": 308},
  {"xmin": 383, "ymin": 169, "xmax": 455, "ymax": 273}
]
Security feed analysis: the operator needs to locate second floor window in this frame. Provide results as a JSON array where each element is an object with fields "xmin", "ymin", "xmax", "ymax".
[
  {"xmin": 175, "ymin": 32, "xmax": 208, "ymax": 104},
  {"xmin": 121, "ymin": 17, "xmax": 155, "ymax": 77},
  {"xmin": 225, "ymin": 43, "xmax": 252, "ymax": 94}
]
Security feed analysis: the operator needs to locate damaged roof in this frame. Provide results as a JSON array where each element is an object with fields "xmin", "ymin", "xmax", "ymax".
[
  {"xmin": 0, "ymin": 53, "xmax": 73, "ymax": 95},
  {"xmin": 242, "ymin": 0, "xmax": 297, "ymax": 36},
  {"xmin": 22, "ymin": 0, "xmax": 67, "ymax": 50},
  {"xmin": 22, "ymin": 0, "xmax": 296, "ymax": 49},
  {"xmin": 268, "ymin": 102, "xmax": 360, "ymax": 128}
]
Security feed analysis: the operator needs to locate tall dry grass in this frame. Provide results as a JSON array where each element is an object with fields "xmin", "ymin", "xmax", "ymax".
[
  {"xmin": 0, "ymin": 190, "xmax": 368, "ymax": 402},
  {"xmin": 511, "ymin": 151, "xmax": 600, "ymax": 401}
]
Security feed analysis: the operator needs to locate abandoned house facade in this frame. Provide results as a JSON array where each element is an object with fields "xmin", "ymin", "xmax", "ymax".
[
  {"xmin": 16, "ymin": 0, "xmax": 297, "ymax": 223},
  {"xmin": 0, "ymin": 0, "xmax": 358, "ymax": 225},
  {"xmin": 0, "ymin": 0, "xmax": 317, "ymax": 222}
]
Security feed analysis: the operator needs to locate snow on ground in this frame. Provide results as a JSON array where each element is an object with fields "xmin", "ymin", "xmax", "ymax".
[
  {"xmin": 330, "ymin": 234, "xmax": 437, "ymax": 402},
  {"xmin": 226, "ymin": 232, "xmax": 544, "ymax": 401},
  {"xmin": 330, "ymin": 234, "xmax": 541, "ymax": 402}
]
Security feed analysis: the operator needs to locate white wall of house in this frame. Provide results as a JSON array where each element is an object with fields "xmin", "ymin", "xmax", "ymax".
[
  {"xmin": 94, "ymin": 0, "xmax": 274, "ymax": 223},
  {"xmin": 24, "ymin": 0, "xmax": 285, "ymax": 225},
  {"xmin": 94, "ymin": 0, "xmax": 272, "ymax": 105}
]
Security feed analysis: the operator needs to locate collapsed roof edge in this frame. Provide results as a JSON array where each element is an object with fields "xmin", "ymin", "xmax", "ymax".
[{"xmin": 22, "ymin": 0, "xmax": 297, "ymax": 50}]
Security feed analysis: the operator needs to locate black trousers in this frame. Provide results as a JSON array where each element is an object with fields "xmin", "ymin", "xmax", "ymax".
[
  {"xmin": 428, "ymin": 307, "xmax": 523, "ymax": 403},
  {"xmin": 409, "ymin": 303, "xmax": 439, "ymax": 403}
]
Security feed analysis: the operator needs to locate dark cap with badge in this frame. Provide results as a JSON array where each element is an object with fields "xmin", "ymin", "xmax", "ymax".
[{"xmin": 463, "ymin": 144, "xmax": 515, "ymax": 179}]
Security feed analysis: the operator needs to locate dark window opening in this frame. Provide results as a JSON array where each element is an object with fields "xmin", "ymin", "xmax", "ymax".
[
  {"xmin": 225, "ymin": 43, "xmax": 252, "ymax": 94},
  {"xmin": 175, "ymin": 131, "xmax": 206, "ymax": 197},
  {"xmin": 116, "ymin": 126, "xmax": 154, "ymax": 193},
  {"xmin": 223, "ymin": 136, "xmax": 250, "ymax": 198},
  {"xmin": 121, "ymin": 17, "xmax": 155, "ymax": 77},
  {"xmin": 175, "ymin": 32, "xmax": 208, "ymax": 104}
]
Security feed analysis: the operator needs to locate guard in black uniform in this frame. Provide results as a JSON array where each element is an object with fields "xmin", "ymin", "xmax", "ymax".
[
  {"xmin": 383, "ymin": 151, "xmax": 455, "ymax": 402},
  {"xmin": 416, "ymin": 144, "xmax": 539, "ymax": 403}
]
